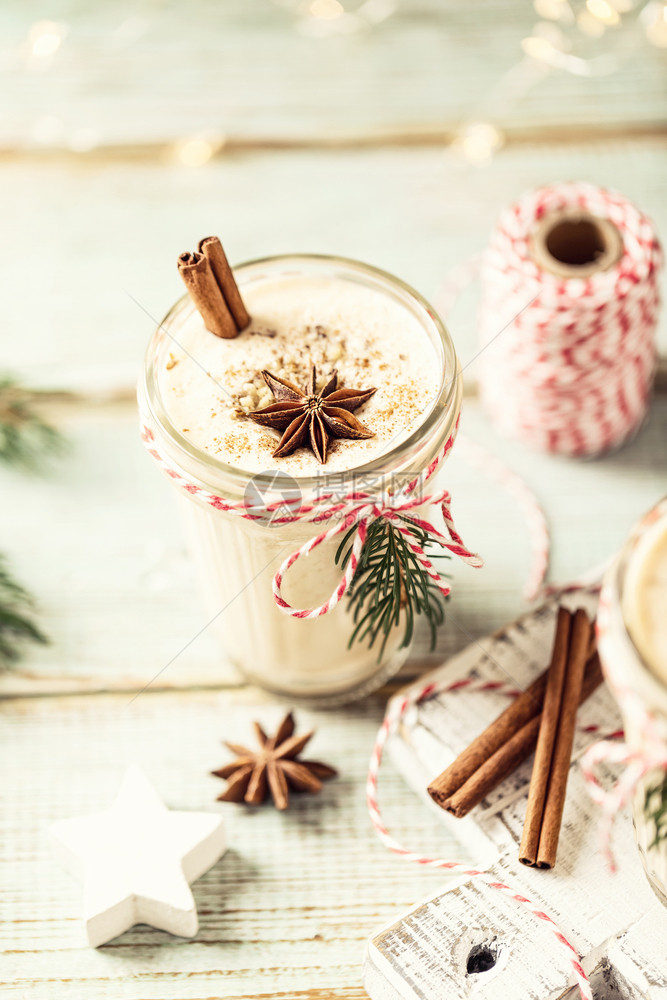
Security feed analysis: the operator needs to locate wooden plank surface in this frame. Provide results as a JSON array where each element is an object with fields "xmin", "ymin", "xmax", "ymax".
[
  {"xmin": 0, "ymin": 689, "xmax": 452, "ymax": 1000},
  {"xmin": 1, "ymin": 1, "xmax": 665, "ymax": 149},
  {"xmin": 2, "ymin": 139, "xmax": 666, "ymax": 394}
]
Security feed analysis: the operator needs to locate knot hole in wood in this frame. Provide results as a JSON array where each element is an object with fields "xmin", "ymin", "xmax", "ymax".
[{"xmin": 466, "ymin": 939, "xmax": 502, "ymax": 975}]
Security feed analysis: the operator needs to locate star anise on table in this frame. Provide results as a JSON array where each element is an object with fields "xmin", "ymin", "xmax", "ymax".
[
  {"xmin": 212, "ymin": 712, "xmax": 337, "ymax": 811},
  {"xmin": 249, "ymin": 366, "xmax": 377, "ymax": 464}
]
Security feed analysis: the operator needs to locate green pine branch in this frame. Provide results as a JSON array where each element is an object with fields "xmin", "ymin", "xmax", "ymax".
[
  {"xmin": 0, "ymin": 377, "xmax": 61, "ymax": 664},
  {"xmin": 335, "ymin": 514, "xmax": 449, "ymax": 659},
  {"xmin": 0, "ymin": 557, "xmax": 47, "ymax": 666},
  {"xmin": 645, "ymin": 774, "xmax": 667, "ymax": 849},
  {"xmin": 0, "ymin": 376, "xmax": 65, "ymax": 471}
]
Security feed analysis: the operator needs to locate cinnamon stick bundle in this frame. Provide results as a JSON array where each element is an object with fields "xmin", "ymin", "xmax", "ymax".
[
  {"xmin": 427, "ymin": 607, "xmax": 601, "ymax": 820},
  {"xmin": 177, "ymin": 236, "xmax": 250, "ymax": 339},
  {"xmin": 443, "ymin": 653, "xmax": 602, "ymax": 818},
  {"xmin": 427, "ymin": 674, "xmax": 549, "ymax": 808},
  {"xmin": 519, "ymin": 607, "xmax": 592, "ymax": 869},
  {"xmin": 518, "ymin": 607, "xmax": 573, "ymax": 862}
]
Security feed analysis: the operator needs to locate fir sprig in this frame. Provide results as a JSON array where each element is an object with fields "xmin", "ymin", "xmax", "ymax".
[
  {"xmin": 645, "ymin": 774, "xmax": 667, "ymax": 849},
  {"xmin": 0, "ymin": 376, "xmax": 64, "ymax": 470},
  {"xmin": 335, "ymin": 514, "xmax": 449, "ymax": 659},
  {"xmin": 0, "ymin": 557, "xmax": 47, "ymax": 666}
]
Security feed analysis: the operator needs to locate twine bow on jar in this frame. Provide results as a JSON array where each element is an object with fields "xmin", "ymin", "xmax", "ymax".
[
  {"xmin": 271, "ymin": 486, "xmax": 484, "ymax": 619},
  {"xmin": 141, "ymin": 416, "xmax": 484, "ymax": 622}
]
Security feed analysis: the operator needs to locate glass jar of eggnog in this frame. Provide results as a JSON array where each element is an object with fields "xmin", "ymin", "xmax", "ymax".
[
  {"xmin": 139, "ymin": 255, "xmax": 462, "ymax": 702},
  {"xmin": 598, "ymin": 496, "xmax": 667, "ymax": 904}
]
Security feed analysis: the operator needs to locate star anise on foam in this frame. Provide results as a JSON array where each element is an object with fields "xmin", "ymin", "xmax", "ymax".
[
  {"xmin": 249, "ymin": 366, "xmax": 377, "ymax": 464},
  {"xmin": 212, "ymin": 712, "xmax": 337, "ymax": 811}
]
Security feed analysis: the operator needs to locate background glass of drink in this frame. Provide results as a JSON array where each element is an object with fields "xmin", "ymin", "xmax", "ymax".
[{"xmin": 598, "ymin": 495, "xmax": 667, "ymax": 904}]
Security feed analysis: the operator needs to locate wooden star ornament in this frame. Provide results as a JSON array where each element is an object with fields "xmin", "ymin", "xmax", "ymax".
[
  {"xmin": 49, "ymin": 765, "xmax": 226, "ymax": 947},
  {"xmin": 212, "ymin": 712, "xmax": 337, "ymax": 811}
]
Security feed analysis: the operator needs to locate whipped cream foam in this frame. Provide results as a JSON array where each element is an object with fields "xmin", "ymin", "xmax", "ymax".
[{"xmin": 159, "ymin": 273, "xmax": 441, "ymax": 476}]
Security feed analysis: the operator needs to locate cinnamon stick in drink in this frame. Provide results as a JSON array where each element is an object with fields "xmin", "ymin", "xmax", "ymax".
[
  {"xmin": 177, "ymin": 251, "xmax": 237, "ymax": 339},
  {"xmin": 198, "ymin": 236, "xmax": 250, "ymax": 331},
  {"xmin": 534, "ymin": 608, "xmax": 592, "ymax": 869},
  {"xmin": 444, "ymin": 651, "xmax": 602, "ymax": 818},
  {"xmin": 519, "ymin": 607, "xmax": 573, "ymax": 866}
]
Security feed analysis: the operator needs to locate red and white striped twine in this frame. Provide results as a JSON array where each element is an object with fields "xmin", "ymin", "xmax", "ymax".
[
  {"xmin": 365, "ymin": 675, "xmax": 619, "ymax": 1000},
  {"xmin": 142, "ymin": 415, "xmax": 485, "ymax": 619},
  {"xmin": 477, "ymin": 182, "xmax": 662, "ymax": 457},
  {"xmin": 142, "ymin": 410, "xmax": 560, "ymax": 615}
]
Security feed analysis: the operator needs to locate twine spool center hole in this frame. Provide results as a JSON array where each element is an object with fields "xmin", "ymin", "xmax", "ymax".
[
  {"xmin": 545, "ymin": 218, "xmax": 606, "ymax": 267},
  {"xmin": 531, "ymin": 209, "xmax": 623, "ymax": 279}
]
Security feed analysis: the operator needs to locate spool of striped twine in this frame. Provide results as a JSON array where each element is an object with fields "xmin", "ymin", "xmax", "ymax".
[{"xmin": 477, "ymin": 182, "xmax": 662, "ymax": 457}]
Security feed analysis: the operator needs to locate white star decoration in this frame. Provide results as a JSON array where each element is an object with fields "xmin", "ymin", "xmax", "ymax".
[{"xmin": 50, "ymin": 765, "xmax": 227, "ymax": 947}]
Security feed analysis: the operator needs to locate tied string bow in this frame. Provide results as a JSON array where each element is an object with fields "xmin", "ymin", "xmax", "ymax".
[
  {"xmin": 272, "ymin": 487, "xmax": 484, "ymax": 619},
  {"xmin": 141, "ymin": 414, "xmax": 484, "ymax": 619},
  {"xmin": 270, "ymin": 417, "xmax": 483, "ymax": 617}
]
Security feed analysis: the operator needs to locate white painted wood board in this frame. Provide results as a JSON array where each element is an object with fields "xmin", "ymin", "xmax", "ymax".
[{"xmin": 364, "ymin": 597, "xmax": 667, "ymax": 999}]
